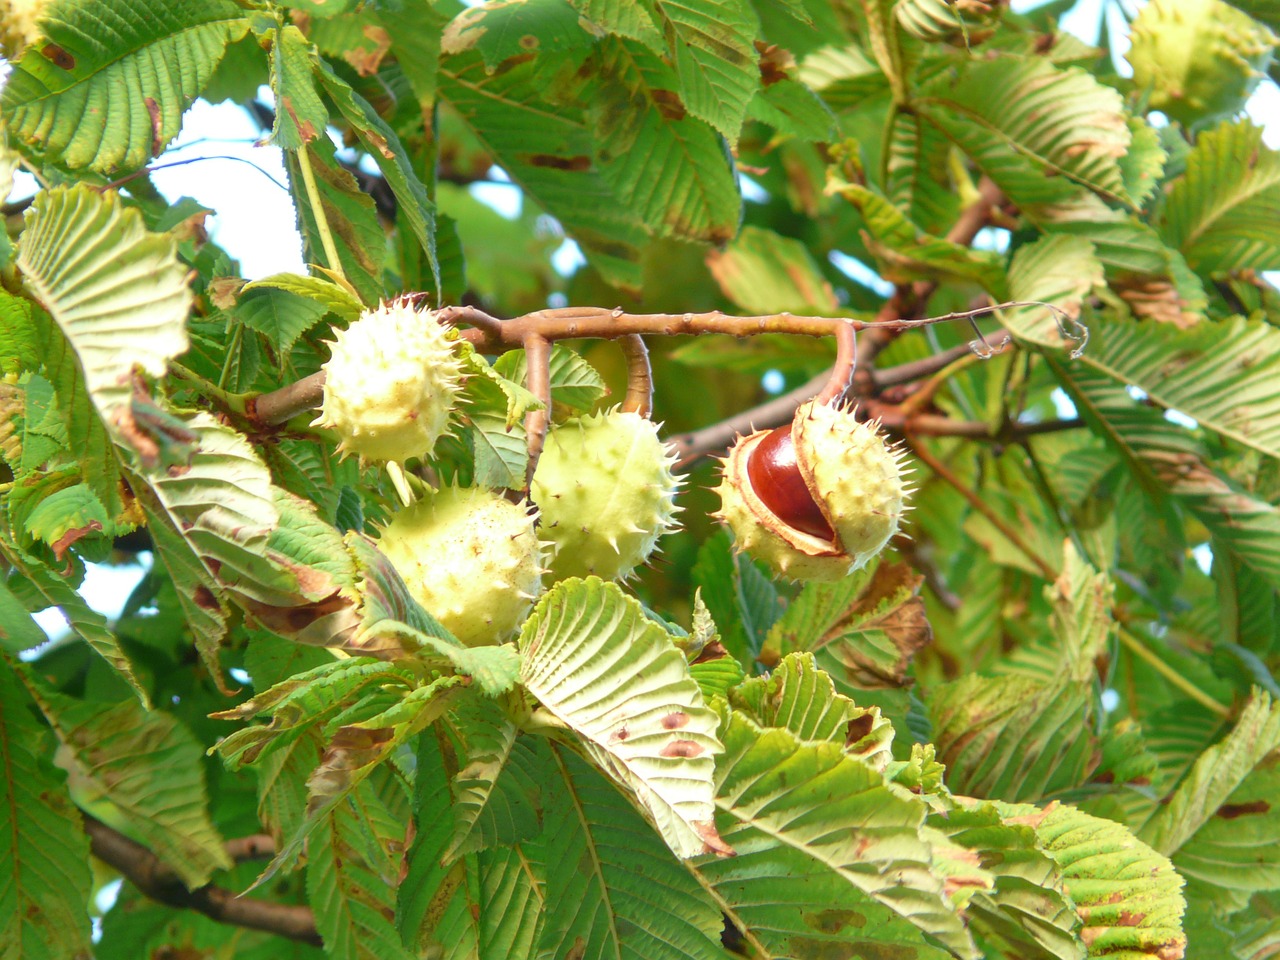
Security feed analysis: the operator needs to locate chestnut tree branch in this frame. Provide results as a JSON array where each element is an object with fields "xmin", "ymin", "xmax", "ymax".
[
  {"xmin": 85, "ymin": 815, "xmax": 321, "ymax": 948},
  {"xmin": 904, "ymin": 435, "xmax": 1058, "ymax": 581}
]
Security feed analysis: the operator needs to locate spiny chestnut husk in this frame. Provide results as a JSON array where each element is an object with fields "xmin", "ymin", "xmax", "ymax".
[
  {"xmin": 714, "ymin": 400, "xmax": 909, "ymax": 581},
  {"xmin": 531, "ymin": 408, "xmax": 681, "ymax": 581},
  {"xmin": 377, "ymin": 486, "xmax": 545, "ymax": 646},
  {"xmin": 1129, "ymin": 0, "xmax": 1276, "ymax": 128},
  {"xmin": 315, "ymin": 301, "xmax": 464, "ymax": 466}
]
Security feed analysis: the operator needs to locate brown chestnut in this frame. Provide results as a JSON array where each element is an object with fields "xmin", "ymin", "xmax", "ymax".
[{"xmin": 745, "ymin": 424, "xmax": 835, "ymax": 542}]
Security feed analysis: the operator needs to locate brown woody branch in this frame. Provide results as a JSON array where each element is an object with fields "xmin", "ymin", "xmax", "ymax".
[{"xmin": 85, "ymin": 815, "xmax": 321, "ymax": 948}]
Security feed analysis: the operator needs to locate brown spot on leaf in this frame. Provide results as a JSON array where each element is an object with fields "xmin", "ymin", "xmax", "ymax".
[
  {"xmin": 661, "ymin": 711, "xmax": 690, "ymax": 730},
  {"xmin": 525, "ymin": 153, "xmax": 591, "ymax": 171},
  {"xmin": 519, "ymin": 34, "xmax": 539, "ymax": 49},
  {"xmin": 144, "ymin": 97, "xmax": 164, "ymax": 156},
  {"xmin": 845, "ymin": 713, "xmax": 875, "ymax": 747},
  {"xmin": 611, "ymin": 726, "xmax": 629, "ymax": 742},
  {"xmin": 281, "ymin": 97, "xmax": 318, "ymax": 142},
  {"xmin": 1217, "ymin": 799, "xmax": 1270, "ymax": 818},
  {"xmin": 804, "ymin": 908, "xmax": 867, "ymax": 933},
  {"xmin": 564, "ymin": 936, "xmax": 587, "ymax": 960},
  {"xmin": 41, "ymin": 42, "xmax": 75, "ymax": 70},
  {"xmin": 345, "ymin": 25, "xmax": 393, "ymax": 77},
  {"xmin": 51, "ymin": 520, "xmax": 104, "ymax": 561},
  {"xmin": 193, "ymin": 585, "xmax": 219, "ymax": 612},
  {"xmin": 662, "ymin": 739, "xmax": 704, "ymax": 758},
  {"xmin": 651, "ymin": 89, "xmax": 686, "ymax": 121}
]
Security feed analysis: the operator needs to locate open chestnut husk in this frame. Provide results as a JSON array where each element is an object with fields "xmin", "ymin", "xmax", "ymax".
[{"xmin": 714, "ymin": 400, "xmax": 910, "ymax": 581}]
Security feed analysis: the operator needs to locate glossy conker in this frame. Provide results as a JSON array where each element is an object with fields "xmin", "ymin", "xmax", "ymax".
[{"xmin": 746, "ymin": 424, "xmax": 835, "ymax": 542}]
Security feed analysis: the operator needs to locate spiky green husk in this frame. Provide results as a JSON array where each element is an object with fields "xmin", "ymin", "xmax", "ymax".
[
  {"xmin": 1129, "ymin": 0, "xmax": 1276, "ymax": 127},
  {"xmin": 377, "ymin": 486, "xmax": 544, "ymax": 646},
  {"xmin": 792, "ymin": 400, "xmax": 907, "ymax": 563},
  {"xmin": 315, "ymin": 302, "xmax": 464, "ymax": 465},
  {"xmin": 532, "ymin": 409, "xmax": 680, "ymax": 581},
  {"xmin": 714, "ymin": 401, "xmax": 908, "ymax": 582},
  {"xmin": 1, "ymin": 0, "xmax": 46, "ymax": 56}
]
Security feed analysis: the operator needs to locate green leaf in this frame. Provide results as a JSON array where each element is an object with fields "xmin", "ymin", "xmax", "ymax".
[
  {"xmin": 930, "ymin": 800, "xmax": 1085, "ymax": 960},
  {"xmin": 308, "ymin": 779, "xmax": 416, "ymax": 960},
  {"xmin": 705, "ymin": 224, "xmax": 839, "ymax": 314},
  {"xmin": 314, "ymin": 60, "xmax": 439, "ymax": 291},
  {"xmin": 691, "ymin": 527, "xmax": 782, "ymax": 668},
  {"xmin": 465, "ymin": 409, "xmax": 528, "ymax": 489},
  {"xmin": 283, "ymin": 137, "xmax": 387, "ymax": 307},
  {"xmin": 1160, "ymin": 120, "xmax": 1280, "ymax": 276},
  {"xmin": 0, "ymin": 0, "xmax": 249, "ymax": 174},
  {"xmin": 1061, "ymin": 363, "xmax": 1280, "ymax": 591},
  {"xmin": 568, "ymin": 0, "xmax": 664, "ymax": 50},
  {"xmin": 518, "ymin": 577, "xmax": 729, "ymax": 857},
  {"xmin": 916, "ymin": 58, "xmax": 1133, "ymax": 217},
  {"xmin": 26, "ymin": 682, "xmax": 232, "ymax": 889},
  {"xmin": 688, "ymin": 655, "xmax": 745, "ymax": 701},
  {"xmin": 731, "ymin": 652, "xmax": 896, "ymax": 770},
  {"xmin": 0, "ymin": 539, "xmax": 149, "ymax": 705},
  {"xmin": 588, "ymin": 38, "xmax": 742, "ymax": 244},
  {"xmin": 701, "ymin": 701, "xmax": 978, "ymax": 958},
  {"xmin": 1007, "ymin": 801, "xmax": 1188, "ymax": 960},
  {"xmin": 0, "ymin": 657, "xmax": 93, "ymax": 960},
  {"xmin": 242, "ymin": 273, "xmax": 365, "ymax": 324},
  {"xmin": 1077, "ymin": 314, "xmax": 1280, "ymax": 461},
  {"xmin": 444, "ymin": 698, "xmax": 543, "ymax": 859},
  {"xmin": 493, "ymin": 345, "xmax": 608, "ymax": 414},
  {"xmin": 649, "ymin": 0, "xmax": 759, "ymax": 143},
  {"xmin": 442, "ymin": 0, "xmax": 600, "ymax": 69},
  {"xmin": 440, "ymin": 48, "xmax": 648, "ymax": 289},
  {"xmin": 829, "ymin": 179, "xmax": 1009, "ymax": 295},
  {"xmin": 214, "ymin": 658, "xmax": 418, "ymax": 766},
  {"xmin": 1139, "ymin": 691, "xmax": 1280, "ymax": 898},
  {"xmin": 128, "ymin": 414, "xmax": 280, "ymax": 687},
  {"xmin": 763, "ymin": 558, "xmax": 933, "ymax": 691},
  {"xmin": 235, "ymin": 286, "xmax": 330, "ymax": 354},
  {"xmin": 927, "ymin": 544, "xmax": 1112, "ymax": 801},
  {"xmin": 261, "ymin": 676, "xmax": 462, "ymax": 888},
  {"xmin": 538, "ymin": 745, "xmax": 726, "ymax": 960},
  {"xmin": 17, "ymin": 185, "xmax": 191, "ymax": 448},
  {"xmin": 895, "ymin": 0, "xmax": 1004, "ymax": 42},
  {"xmin": 268, "ymin": 23, "xmax": 329, "ymax": 148},
  {"xmin": 0, "ymin": 575, "xmax": 49, "ymax": 653},
  {"xmin": 21, "ymin": 483, "xmax": 108, "ymax": 557},
  {"xmin": 997, "ymin": 234, "xmax": 1104, "ymax": 351}
]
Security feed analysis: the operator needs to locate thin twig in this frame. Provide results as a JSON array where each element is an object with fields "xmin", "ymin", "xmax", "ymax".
[
  {"xmin": 905, "ymin": 434, "xmax": 1058, "ymax": 580},
  {"xmin": 523, "ymin": 333, "xmax": 552, "ymax": 490},
  {"xmin": 85, "ymin": 815, "xmax": 321, "ymax": 947},
  {"xmin": 619, "ymin": 335, "xmax": 654, "ymax": 417}
]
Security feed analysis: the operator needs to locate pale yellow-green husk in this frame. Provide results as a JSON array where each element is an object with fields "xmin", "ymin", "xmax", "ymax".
[
  {"xmin": 377, "ymin": 486, "xmax": 544, "ymax": 646},
  {"xmin": 714, "ymin": 401, "xmax": 907, "ymax": 582},
  {"xmin": 316, "ymin": 302, "xmax": 464, "ymax": 465},
  {"xmin": 532, "ymin": 408, "xmax": 680, "ymax": 581},
  {"xmin": 1129, "ymin": 0, "xmax": 1276, "ymax": 127}
]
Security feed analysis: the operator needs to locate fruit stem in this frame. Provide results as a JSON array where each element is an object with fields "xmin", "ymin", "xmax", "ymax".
[
  {"xmin": 619, "ymin": 334, "xmax": 653, "ymax": 417},
  {"xmin": 523, "ymin": 333, "xmax": 552, "ymax": 491},
  {"xmin": 295, "ymin": 145, "xmax": 345, "ymax": 283}
]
